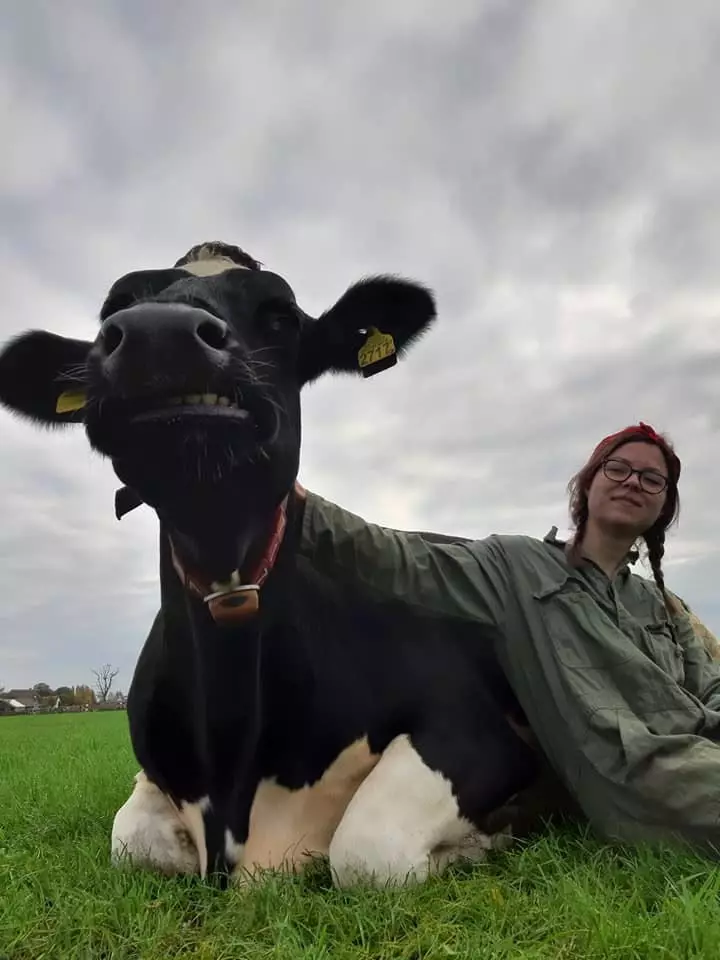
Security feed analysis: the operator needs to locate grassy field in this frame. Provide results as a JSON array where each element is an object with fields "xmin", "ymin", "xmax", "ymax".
[{"xmin": 1, "ymin": 713, "xmax": 720, "ymax": 959}]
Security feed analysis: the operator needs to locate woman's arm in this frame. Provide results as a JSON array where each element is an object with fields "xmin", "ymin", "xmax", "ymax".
[{"xmin": 296, "ymin": 486, "xmax": 509, "ymax": 626}]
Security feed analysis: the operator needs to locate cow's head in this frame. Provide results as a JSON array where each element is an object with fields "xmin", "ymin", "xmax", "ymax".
[{"xmin": 0, "ymin": 242, "xmax": 435, "ymax": 584}]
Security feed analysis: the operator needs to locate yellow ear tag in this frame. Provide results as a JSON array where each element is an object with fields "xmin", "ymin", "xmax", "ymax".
[
  {"xmin": 56, "ymin": 390, "xmax": 87, "ymax": 413},
  {"xmin": 358, "ymin": 327, "xmax": 397, "ymax": 378}
]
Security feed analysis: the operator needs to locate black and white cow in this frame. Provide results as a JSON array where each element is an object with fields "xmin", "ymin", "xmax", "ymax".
[{"xmin": 0, "ymin": 242, "xmax": 541, "ymax": 886}]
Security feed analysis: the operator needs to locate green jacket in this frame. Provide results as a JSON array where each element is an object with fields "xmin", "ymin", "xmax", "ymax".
[{"xmin": 299, "ymin": 492, "xmax": 720, "ymax": 858}]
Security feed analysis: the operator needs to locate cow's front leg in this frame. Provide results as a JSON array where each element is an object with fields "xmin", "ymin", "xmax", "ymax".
[
  {"xmin": 111, "ymin": 771, "xmax": 205, "ymax": 876},
  {"xmin": 328, "ymin": 734, "xmax": 492, "ymax": 887},
  {"xmin": 328, "ymin": 732, "xmax": 525, "ymax": 888}
]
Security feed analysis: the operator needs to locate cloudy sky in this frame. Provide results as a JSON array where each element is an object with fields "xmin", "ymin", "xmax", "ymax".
[{"xmin": 2, "ymin": 0, "xmax": 720, "ymax": 692}]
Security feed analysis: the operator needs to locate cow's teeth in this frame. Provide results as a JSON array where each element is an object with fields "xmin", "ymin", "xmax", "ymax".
[{"xmin": 163, "ymin": 394, "xmax": 237, "ymax": 407}]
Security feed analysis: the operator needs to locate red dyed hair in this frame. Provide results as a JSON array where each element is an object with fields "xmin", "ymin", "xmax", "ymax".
[{"xmin": 588, "ymin": 422, "xmax": 681, "ymax": 482}]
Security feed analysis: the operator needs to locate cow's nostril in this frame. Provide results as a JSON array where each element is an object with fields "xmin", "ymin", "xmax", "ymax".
[
  {"xmin": 103, "ymin": 322, "xmax": 124, "ymax": 357},
  {"xmin": 196, "ymin": 318, "xmax": 228, "ymax": 351}
]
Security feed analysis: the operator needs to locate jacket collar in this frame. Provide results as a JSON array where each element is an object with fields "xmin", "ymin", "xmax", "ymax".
[{"xmin": 543, "ymin": 525, "xmax": 639, "ymax": 579}]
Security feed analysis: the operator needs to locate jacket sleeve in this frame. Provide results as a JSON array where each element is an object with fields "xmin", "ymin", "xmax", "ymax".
[
  {"xmin": 674, "ymin": 606, "xmax": 720, "ymax": 712},
  {"xmin": 298, "ymin": 492, "xmax": 509, "ymax": 626}
]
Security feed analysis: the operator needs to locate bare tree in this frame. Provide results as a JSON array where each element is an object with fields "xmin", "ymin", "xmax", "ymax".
[{"xmin": 92, "ymin": 664, "xmax": 119, "ymax": 703}]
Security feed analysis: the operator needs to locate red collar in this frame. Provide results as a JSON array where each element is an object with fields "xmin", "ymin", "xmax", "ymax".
[{"xmin": 168, "ymin": 497, "xmax": 288, "ymax": 626}]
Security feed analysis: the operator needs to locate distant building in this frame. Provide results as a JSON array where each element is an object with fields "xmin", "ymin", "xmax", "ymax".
[
  {"xmin": 0, "ymin": 698, "xmax": 26, "ymax": 713},
  {"xmin": 0, "ymin": 689, "xmax": 39, "ymax": 711}
]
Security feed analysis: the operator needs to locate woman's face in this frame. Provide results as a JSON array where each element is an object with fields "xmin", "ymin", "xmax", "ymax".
[{"xmin": 586, "ymin": 441, "xmax": 669, "ymax": 537}]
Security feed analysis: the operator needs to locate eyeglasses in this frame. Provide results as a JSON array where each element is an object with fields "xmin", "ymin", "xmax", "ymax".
[{"xmin": 602, "ymin": 458, "xmax": 668, "ymax": 495}]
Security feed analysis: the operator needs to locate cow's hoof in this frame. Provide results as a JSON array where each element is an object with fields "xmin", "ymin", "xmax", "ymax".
[{"xmin": 110, "ymin": 772, "xmax": 200, "ymax": 876}]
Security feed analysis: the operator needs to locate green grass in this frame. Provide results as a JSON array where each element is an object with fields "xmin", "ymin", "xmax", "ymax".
[{"xmin": 1, "ymin": 714, "xmax": 720, "ymax": 959}]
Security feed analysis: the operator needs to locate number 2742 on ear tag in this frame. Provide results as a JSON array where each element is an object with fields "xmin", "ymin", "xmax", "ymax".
[{"xmin": 358, "ymin": 328, "xmax": 397, "ymax": 378}]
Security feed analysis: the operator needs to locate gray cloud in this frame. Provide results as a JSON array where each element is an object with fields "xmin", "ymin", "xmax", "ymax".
[{"xmin": 2, "ymin": 0, "xmax": 720, "ymax": 689}]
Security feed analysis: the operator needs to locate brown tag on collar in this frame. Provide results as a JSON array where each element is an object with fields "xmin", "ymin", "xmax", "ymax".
[{"xmin": 207, "ymin": 588, "xmax": 260, "ymax": 624}]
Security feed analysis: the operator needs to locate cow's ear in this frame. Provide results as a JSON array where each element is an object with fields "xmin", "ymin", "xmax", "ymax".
[
  {"xmin": 0, "ymin": 330, "xmax": 93, "ymax": 427},
  {"xmin": 297, "ymin": 276, "xmax": 436, "ymax": 386}
]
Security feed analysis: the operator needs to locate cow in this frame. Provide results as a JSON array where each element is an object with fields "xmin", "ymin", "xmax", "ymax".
[{"xmin": 0, "ymin": 241, "xmax": 541, "ymax": 887}]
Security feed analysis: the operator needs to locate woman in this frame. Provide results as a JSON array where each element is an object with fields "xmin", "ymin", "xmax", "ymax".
[{"xmin": 295, "ymin": 422, "xmax": 720, "ymax": 857}]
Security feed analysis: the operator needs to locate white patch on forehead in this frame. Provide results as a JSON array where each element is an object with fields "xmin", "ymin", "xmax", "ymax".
[{"xmin": 180, "ymin": 258, "xmax": 251, "ymax": 278}]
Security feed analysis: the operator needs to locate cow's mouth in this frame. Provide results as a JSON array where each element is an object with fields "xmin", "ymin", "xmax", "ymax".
[
  {"xmin": 131, "ymin": 393, "xmax": 257, "ymax": 426},
  {"xmin": 89, "ymin": 389, "xmax": 279, "ymax": 449}
]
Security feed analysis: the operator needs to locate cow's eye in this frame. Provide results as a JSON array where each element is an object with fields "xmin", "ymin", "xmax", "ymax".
[
  {"xmin": 100, "ymin": 292, "xmax": 135, "ymax": 319},
  {"xmin": 268, "ymin": 314, "xmax": 292, "ymax": 333},
  {"xmin": 262, "ymin": 303, "xmax": 300, "ymax": 336}
]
